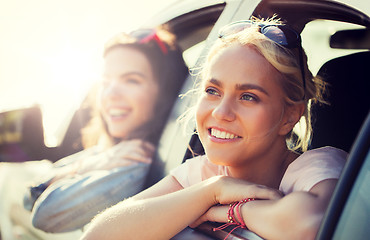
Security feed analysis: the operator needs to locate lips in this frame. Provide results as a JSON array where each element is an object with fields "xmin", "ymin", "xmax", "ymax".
[
  {"xmin": 108, "ymin": 108, "xmax": 129, "ymax": 117},
  {"xmin": 209, "ymin": 128, "xmax": 241, "ymax": 139},
  {"xmin": 106, "ymin": 107, "xmax": 131, "ymax": 120}
]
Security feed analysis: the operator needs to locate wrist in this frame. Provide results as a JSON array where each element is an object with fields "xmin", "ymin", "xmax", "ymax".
[
  {"xmin": 204, "ymin": 175, "xmax": 231, "ymax": 205},
  {"xmin": 213, "ymin": 198, "xmax": 255, "ymax": 235},
  {"xmin": 198, "ymin": 176, "xmax": 223, "ymax": 206}
]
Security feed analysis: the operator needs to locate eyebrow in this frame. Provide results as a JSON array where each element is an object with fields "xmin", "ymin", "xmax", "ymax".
[
  {"xmin": 121, "ymin": 71, "xmax": 147, "ymax": 78},
  {"xmin": 236, "ymin": 83, "xmax": 269, "ymax": 96},
  {"xmin": 104, "ymin": 71, "xmax": 147, "ymax": 79},
  {"xmin": 209, "ymin": 78, "xmax": 269, "ymax": 96},
  {"xmin": 209, "ymin": 78, "xmax": 222, "ymax": 87}
]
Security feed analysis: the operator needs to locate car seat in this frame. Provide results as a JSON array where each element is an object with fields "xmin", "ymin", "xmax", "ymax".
[{"xmin": 310, "ymin": 51, "xmax": 370, "ymax": 153}]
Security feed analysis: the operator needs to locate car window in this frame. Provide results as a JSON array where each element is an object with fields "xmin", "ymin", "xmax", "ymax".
[
  {"xmin": 332, "ymin": 150, "xmax": 370, "ymax": 240},
  {"xmin": 301, "ymin": 19, "xmax": 366, "ymax": 75},
  {"xmin": 183, "ymin": 41, "xmax": 206, "ymax": 68}
]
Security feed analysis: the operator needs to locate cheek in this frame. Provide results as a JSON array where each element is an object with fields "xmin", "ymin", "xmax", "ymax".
[
  {"xmin": 98, "ymin": 89, "xmax": 107, "ymax": 113},
  {"xmin": 243, "ymin": 105, "xmax": 283, "ymax": 132},
  {"xmin": 99, "ymin": 87, "xmax": 108, "ymax": 103},
  {"xmin": 195, "ymin": 98, "xmax": 211, "ymax": 132},
  {"xmin": 135, "ymin": 85, "xmax": 159, "ymax": 116}
]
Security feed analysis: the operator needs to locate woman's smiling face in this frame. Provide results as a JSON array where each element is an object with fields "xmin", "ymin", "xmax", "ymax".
[
  {"xmin": 100, "ymin": 47, "xmax": 159, "ymax": 139},
  {"xmin": 196, "ymin": 44, "xmax": 289, "ymax": 167}
]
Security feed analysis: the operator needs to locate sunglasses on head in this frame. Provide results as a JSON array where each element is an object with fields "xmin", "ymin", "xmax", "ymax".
[
  {"xmin": 219, "ymin": 20, "xmax": 306, "ymax": 100},
  {"xmin": 129, "ymin": 29, "xmax": 168, "ymax": 54}
]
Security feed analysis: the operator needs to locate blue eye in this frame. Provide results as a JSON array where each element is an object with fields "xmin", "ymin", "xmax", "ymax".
[
  {"xmin": 241, "ymin": 93, "xmax": 259, "ymax": 102},
  {"xmin": 205, "ymin": 87, "xmax": 220, "ymax": 96}
]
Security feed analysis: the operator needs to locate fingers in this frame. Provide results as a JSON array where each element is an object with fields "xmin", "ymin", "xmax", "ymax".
[
  {"xmin": 122, "ymin": 153, "xmax": 152, "ymax": 164},
  {"xmin": 140, "ymin": 141, "xmax": 156, "ymax": 155},
  {"xmin": 122, "ymin": 144, "xmax": 153, "ymax": 164},
  {"xmin": 120, "ymin": 139, "xmax": 155, "ymax": 157},
  {"xmin": 114, "ymin": 139, "xmax": 155, "ymax": 164},
  {"xmin": 214, "ymin": 176, "xmax": 283, "ymax": 204},
  {"xmin": 245, "ymin": 184, "xmax": 283, "ymax": 200}
]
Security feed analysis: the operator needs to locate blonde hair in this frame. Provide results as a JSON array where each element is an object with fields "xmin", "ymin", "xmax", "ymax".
[{"xmin": 183, "ymin": 17, "xmax": 326, "ymax": 152}]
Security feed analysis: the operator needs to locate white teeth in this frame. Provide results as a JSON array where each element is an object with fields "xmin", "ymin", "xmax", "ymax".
[
  {"xmin": 109, "ymin": 108, "xmax": 128, "ymax": 116},
  {"xmin": 211, "ymin": 128, "xmax": 239, "ymax": 139}
]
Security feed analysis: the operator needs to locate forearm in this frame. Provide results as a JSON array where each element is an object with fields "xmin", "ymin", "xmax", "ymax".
[
  {"xmin": 32, "ymin": 164, "xmax": 149, "ymax": 233},
  {"xmin": 50, "ymin": 148, "xmax": 97, "ymax": 183},
  {"xmin": 81, "ymin": 177, "xmax": 218, "ymax": 240},
  {"xmin": 243, "ymin": 191, "xmax": 326, "ymax": 240},
  {"xmin": 49, "ymin": 163, "xmax": 79, "ymax": 184}
]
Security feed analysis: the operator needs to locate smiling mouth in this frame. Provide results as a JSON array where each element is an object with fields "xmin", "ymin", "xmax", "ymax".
[
  {"xmin": 209, "ymin": 128, "xmax": 241, "ymax": 139},
  {"xmin": 108, "ymin": 108, "xmax": 130, "ymax": 118}
]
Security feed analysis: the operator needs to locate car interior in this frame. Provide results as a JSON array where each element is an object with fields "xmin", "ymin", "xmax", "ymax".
[
  {"xmin": 0, "ymin": 106, "xmax": 49, "ymax": 162},
  {"xmin": 148, "ymin": 0, "xmax": 370, "ymax": 239},
  {"xmin": 0, "ymin": 102, "xmax": 91, "ymax": 163},
  {"xmin": 0, "ymin": 0, "xmax": 369, "ymax": 239},
  {"xmin": 145, "ymin": 0, "xmax": 370, "ymax": 182}
]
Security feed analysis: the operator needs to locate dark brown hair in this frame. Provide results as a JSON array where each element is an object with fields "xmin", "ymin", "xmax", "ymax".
[{"xmin": 82, "ymin": 25, "xmax": 188, "ymax": 149}]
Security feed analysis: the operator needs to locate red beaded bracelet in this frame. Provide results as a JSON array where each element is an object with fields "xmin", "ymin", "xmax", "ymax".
[
  {"xmin": 227, "ymin": 202, "xmax": 238, "ymax": 223},
  {"xmin": 235, "ymin": 198, "xmax": 255, "ymax": 228},
  {"xmin": 213, "ymin": 198, "xmax": 255, "ymax": 239}
]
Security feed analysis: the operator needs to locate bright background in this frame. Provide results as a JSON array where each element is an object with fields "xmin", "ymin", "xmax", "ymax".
[
  {"xmin": 0, "ymin": 0, "xmax": 171, "ymax": 146},
  {"xmin": 0, "ymin": 0, "xmax": 368, "ymax": 147}
]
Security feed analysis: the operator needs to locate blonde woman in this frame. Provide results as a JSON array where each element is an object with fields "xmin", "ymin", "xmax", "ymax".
[{"xmin": 81, "ymin": 18, "xmax": 347, "ymax": 240}]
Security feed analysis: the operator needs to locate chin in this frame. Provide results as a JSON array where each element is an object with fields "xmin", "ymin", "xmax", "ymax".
[
  {"xmin": 207, "ymin": 150, "xmax": 244, "ymax": 166},
  {"xmin": 206, "ymin": 153, "xmax": 229, "ymax": 166},
  {"xmin": 108, "ymin": 129, "xmax": 128, "ymax": 139}
]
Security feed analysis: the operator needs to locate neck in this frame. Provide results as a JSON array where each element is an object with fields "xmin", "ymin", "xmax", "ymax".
[{"xmin": 227, "ymin": 142, "xmax": 297, "ymax": 189}]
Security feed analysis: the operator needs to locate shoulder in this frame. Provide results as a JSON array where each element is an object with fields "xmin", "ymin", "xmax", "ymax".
[
  {"xmin": 302, "ymin": 146, "xmax": 347, "ymax": 159},
  {"xmin": 280, "ymin": 146, "xmax": 347, "ymax": 194},
  {"xmin": 170, "ymin": 155, "xmax": 222, "ymax": 188},
  {"xmin": 291, "ymin": 146, "xmax": 347, "ymax": 170},
  {"xmin": 170, "ymin": 155, "xmax": 208, "ymax": 173}
]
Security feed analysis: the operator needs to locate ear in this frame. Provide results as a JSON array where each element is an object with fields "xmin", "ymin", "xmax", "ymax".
[{"xmin": 279, "ymin": 103, "xmax": 305, "ymax": 136}]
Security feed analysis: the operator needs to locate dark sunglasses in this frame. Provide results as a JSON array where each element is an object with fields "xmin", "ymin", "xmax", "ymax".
[
  {"xmin": 219, "ymin": 20, "xmax": 306, "ymax": 100},
  {"xmin": 129, "ymin": 29, "xmax": 168, "ymax": 54}
]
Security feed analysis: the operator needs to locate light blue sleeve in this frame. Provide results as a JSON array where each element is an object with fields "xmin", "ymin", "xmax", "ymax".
[{"xmin": 31, "ymin": 163, "xmax": 150, "ymax": 233}]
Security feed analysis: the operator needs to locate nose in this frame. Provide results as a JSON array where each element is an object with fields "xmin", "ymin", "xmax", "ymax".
[
  {"xmin": 212, "ymin": 97, "xmax": 236, "ymax": 122},
  {"xmin": 103, "ymin": 80, "xmax": 123, "ymax": 99}
]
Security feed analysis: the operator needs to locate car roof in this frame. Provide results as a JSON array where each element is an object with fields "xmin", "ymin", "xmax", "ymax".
[
  {"xmin": 145, "ymin": 0, "xmax": 370, "ymax": 29},
  {"xmin": 254, "ymin": 0, "xmax": 370, "ymax": 31},
  {"xmin": 141, "ymin": 0, "xmax": 370, "ymax": 52},
  {"xmin": 142, "ymin": 0, "xmax": 225, "ymax": 27}
]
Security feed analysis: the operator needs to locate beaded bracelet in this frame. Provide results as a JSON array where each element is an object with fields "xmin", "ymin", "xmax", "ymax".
[
  {"xmin": 227, "ymin": 202, "xmax": 238, "ymax": 224},
  {"xmin": 235, "ymin": 198, "xmax": 255, "ymax": 228},
  {"xmin": 213, "ymin": 198, "xmax": 255, "ymax": 239}
]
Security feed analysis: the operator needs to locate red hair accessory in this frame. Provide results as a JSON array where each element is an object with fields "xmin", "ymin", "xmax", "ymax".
[
  {"xmin": 138, "ymin": 32, "xmax": 168, "ymax": 54},
  {"xmin": 129, "ymin": 29, "xmax": 168, "ymax": 54}
]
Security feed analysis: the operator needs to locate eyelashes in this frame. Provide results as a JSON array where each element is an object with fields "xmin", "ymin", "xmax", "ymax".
[
  {"xmin": 240, "ymin": 93, "xmax": 259, "ymax": 102},
  {"xmin": 126, "ymin": 77, "xmax": 141, "ymax": 85},
  {"xmin": 204, "ymin": 86, "xmax": 260, "ymax": 102},
  {"xmin": 205, "ymin": 87, "xmax": 220, "ymax": 96}
]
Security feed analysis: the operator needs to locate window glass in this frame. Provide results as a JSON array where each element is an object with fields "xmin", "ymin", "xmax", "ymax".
[
  {"xmin": 333, "ymin": 151, "xmax": 370, "ymax": 239},
  {"xmin": 183, "ymin": 41, "xmax": 206, "ymax": 68},
  {"xmin": 301, "ymin": 20, "xmax": 365, "ymax": 75}
]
